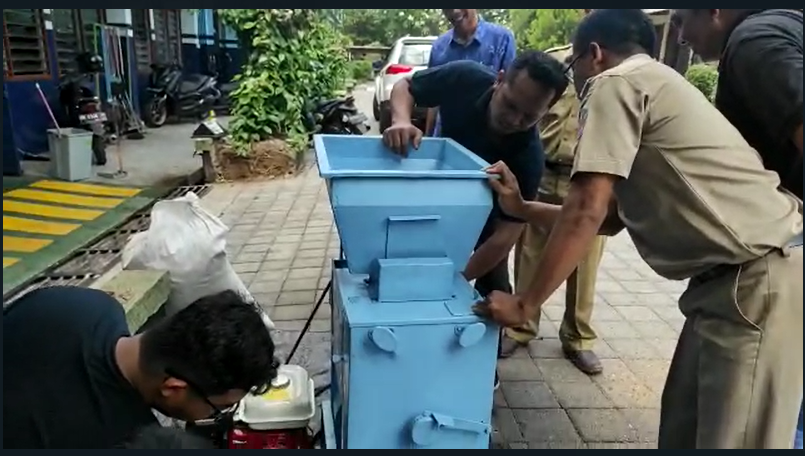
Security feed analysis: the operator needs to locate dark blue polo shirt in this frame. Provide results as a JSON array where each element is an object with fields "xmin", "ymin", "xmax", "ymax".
[{"xmin": 408, "ymin": 60, "xmax": 544, "ymax": 240}]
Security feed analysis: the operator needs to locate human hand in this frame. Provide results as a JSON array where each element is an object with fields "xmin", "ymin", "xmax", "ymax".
[
  {"xmin": 382, "ymin": 121, "xmax": 423, "ymax": 157},
  {"xmin": 485, "ymin": 161, "xmax": 525, "ymax": 219},
  {"xmin": 472, "ymin": 291, "xmax": 529, "ymax": 327}
]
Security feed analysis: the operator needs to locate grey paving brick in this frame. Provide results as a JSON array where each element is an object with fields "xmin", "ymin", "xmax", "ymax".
[
  {"xmin": 492, "ymin": 407, "xmax": 524, "ymax": 443},
  {"xmin": 548, "ymin": 381, "xmax": 615, "ymax": 409},
  {"xmin": 613, "ymin": 305, "xmax": 662, "ymax": 322},
  {"xmin": 605, "ymin": 338, "xmax": 663, "ymax": 359},
  {"xmin": 622, "ymin": 408, "xmax": 661, "ymax": 443},
  {"xmin": 276, "ymin": 290, "xmax": 318, "ymax": 306},
  {"xmin": 513, "ymin": 409, "xmax": 582, "ymax": 445},
  {"xmin": 249, "ymin": 280, "xmax": 284, "ymax": 294},
  {"xmin": 536, "ymin": 358, "xmax": 595, "ymax": 384},
  {"xmin": 233, "ymin": 262, "xmax": 261, "ymax": 273},
  {"xmin": 497, "ymin": 358, "xmax": 542, "ymax": 382},
  {"xmin": 501, "ymin": 381, "xmax": 560, "ymax": 409},
  {"xmin": 567, "ymin": 409, "xmax": 638, "ymax": 443}
]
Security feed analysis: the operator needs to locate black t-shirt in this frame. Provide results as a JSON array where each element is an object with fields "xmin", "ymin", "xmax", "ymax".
[
  {"xmin": 716, "ymin": 9, "xmax": 803, "ymax": 199},
  {"xmin": 408, "ymin": 60, "xmax": 544, "ymax": 243},
  {"xmin": 3, "ymin": 286, "xmax": 158, "ymax": 449}
]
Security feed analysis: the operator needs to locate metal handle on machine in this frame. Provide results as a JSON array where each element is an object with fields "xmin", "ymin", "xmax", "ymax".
[{"xmin": 410, "ymin": 412, "xmax": 490, "ymax": 446}]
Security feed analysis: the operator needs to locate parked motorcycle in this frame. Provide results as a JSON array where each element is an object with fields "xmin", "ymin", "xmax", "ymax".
[
  {"xmin": 58, "ymin": 53, "xmax": 108, "ymax": 165},
  {"xmin": 302, "ymin": 95, "xmax": 369, "ymax": 136},
  {"xmin": 143, "ymin": 63, "xmax": 221, "ymax": 128}
]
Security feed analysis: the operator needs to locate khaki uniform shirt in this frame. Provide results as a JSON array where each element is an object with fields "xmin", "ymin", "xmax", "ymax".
[
  {"xmin": 538, "ymin": 44, "xmax": 580, "ymax": 202},
  {"xmin": 572, "ymin": 54, "xmax": 803, "ymax": 280}
]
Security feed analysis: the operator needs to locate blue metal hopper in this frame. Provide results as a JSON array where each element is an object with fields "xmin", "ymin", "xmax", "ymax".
[{"xmin": 314, "ymin": 135, "xmax": 494, "ymax": 287}]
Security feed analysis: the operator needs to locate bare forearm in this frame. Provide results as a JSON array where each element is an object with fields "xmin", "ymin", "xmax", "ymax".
[
  {"xmin": 390, "ymin": 79, "xmax": 415, "ymax": 124},
  {"xmin": 517, "ymin": 201, "xmax": 562, "ymax": 232},
  {"xmin": 521, "ymin": 209, "xmax": 606, "ymax": 318},
  {"xmin": 517, "ymin": 200, "xmax": 622, "ymax": 236},
  {"xmin": 464, "ymin": 228, "xmax": 521, "ymax": 282}
]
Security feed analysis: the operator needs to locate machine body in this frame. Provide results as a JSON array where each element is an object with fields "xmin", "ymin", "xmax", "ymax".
[{"xmin": 315, "ymin": 135, "xmax": 500, "ymax": 449}]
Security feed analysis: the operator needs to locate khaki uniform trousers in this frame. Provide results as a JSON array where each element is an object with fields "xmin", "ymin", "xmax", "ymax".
[
  {"xmin": 658, "ymin": 241, "xmax": 803, "ymax": 449},
  {"xmin": 505, "ymin": 173, "xmax": 605, "ymax": 351}
]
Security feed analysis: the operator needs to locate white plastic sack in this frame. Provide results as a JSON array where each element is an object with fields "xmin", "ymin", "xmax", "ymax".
[{"xmin": 122, "ymin": 192, "xmax": 275, "ymax": 330}]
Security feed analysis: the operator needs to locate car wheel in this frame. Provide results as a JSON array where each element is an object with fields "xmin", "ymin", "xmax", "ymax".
[
  {"xmin": 379, "ymin": 105, "xmax": 392, "ymax": 133},
  {"xmin": 372, "ymin": 96, "xmax": 380, "ymax": 121}
]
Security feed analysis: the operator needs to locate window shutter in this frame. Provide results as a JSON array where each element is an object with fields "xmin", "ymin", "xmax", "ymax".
[{"xmin": 3, "ymin": 9, "xmax": 49, "ymax": 77}]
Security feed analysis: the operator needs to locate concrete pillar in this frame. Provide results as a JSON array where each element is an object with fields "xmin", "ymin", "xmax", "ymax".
[
  {"xmin": 181, "ymin": 9, "xmax": 200, "ymax": 47},
  {"xmin": 105, "ymin": 9, "xmax": 132, "ymax": 26}
]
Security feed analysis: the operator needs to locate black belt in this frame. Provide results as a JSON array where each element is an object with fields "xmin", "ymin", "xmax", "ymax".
[
  {"xmin": 544, "ymin": 161, "xmax": 573, "ymax": 173},
  {"xmin": 691, "ymin": 232, "xmax": 803, "ymax": 286}
]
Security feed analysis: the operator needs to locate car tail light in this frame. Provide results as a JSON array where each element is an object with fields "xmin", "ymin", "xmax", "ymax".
[{"xmin": 386, "ymin": 64, "xmax": 414, "ymax": 75}]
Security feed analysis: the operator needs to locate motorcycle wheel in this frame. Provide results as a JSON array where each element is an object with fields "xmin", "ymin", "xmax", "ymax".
[
  {"xmin": 144, "ymin": 96, "xmax": 168, "ymax": 128},
  {"xmin": 92, "ymin": 134, "xmax": 107, "ymax": 166}
]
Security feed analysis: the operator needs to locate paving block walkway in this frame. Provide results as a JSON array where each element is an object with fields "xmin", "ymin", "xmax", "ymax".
[
  {"xmin": 202, "ymin": 165, "xmax": 688, "ymax": 449},
  {"xmin": 2, "ymin": 178, "xmax": 160, "ymax": 297}
]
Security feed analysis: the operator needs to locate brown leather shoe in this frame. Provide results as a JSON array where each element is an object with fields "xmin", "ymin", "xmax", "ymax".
[
  {"xmin": 498, "ymin": 335, "xmax": 527, "ymax": 359},
  {"xmin": 563, "ymin": 348, "xmax": 603, "ymax": 376}
]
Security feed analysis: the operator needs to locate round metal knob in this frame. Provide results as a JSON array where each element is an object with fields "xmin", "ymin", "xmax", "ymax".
[
  {"xmin": 456, "ymin": 322, "xmax": 487, "ymax": 348},
  {"xmin": 369, "ymin": 327, "xmax": 398, "ymax": 353}
]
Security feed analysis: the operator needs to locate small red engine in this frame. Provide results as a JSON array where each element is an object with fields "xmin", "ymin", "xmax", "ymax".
[{"xmin": 227, "ymin": 427, "xmax": 313, "ymax": 450}]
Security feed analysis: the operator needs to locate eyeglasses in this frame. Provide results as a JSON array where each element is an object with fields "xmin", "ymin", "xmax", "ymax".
[{"xmin": 165, "ymin": 369, "xmax": 238, "ymax": 425}]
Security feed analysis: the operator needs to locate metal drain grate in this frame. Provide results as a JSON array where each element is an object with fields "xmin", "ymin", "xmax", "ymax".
[
  {"xmin": 3, "ymin": 184, "xmax": 214, "ymax": 302},
  {"xmin": 167, "ymin": 184, "xmax": 212, "ymax": 199},
  {"xmin": 4, "ymin": 274, "xmax": 101, "ymax": 308},
  {"xmin": 52, "ymin": 250, "xmax": 122, "ymax": 276}
]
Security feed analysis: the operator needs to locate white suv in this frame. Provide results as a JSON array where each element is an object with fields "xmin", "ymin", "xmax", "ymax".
[{"xmin": 372, "ymin": 36, "xmax": 436, "ymax": 132}]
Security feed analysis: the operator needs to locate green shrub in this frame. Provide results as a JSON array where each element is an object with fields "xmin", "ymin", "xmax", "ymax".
[
  {"xmin": 218, "ymin": 9, "xmax": 349, "ymax": 156},
  {"xmin": 349, "ymin": 60, "xmax": 374, "ymax": 81},
  {"xmin": 685, "ymin": 64, "xmax": 719, "ymax": 102}
]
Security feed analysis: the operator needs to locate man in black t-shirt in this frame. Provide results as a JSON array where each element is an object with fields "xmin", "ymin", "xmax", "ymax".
[
  {"xmin": 673, "ymin": 9, "xmax": 803, "ymax": 199},
  {"xmin": 382, "ymin": 53, "xmax": 568, "ymax": 298},
  {"xmin": 3, "ymin": 286, "xmax": 278, "ymax": 449}
]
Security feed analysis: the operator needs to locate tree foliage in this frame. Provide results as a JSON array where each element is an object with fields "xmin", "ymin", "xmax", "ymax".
[
  {"xmin": 342, "ymin": 9, "xmax": 509, "ymax": 46},
  {"xmin": 509, "ymin": 9, "xmax": 584, "ymax": 52},
  {"xmin": 218, "ymin": 9, "xmax": 349, "ymax": 155}
]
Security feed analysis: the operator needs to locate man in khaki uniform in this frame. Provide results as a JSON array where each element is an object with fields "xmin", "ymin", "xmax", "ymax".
[
  {"xmin": 477, "ymin": 9, "xmax": 803, "ymax": 449},
  {"xmin": 503, "ymin": 43, "xmax": 606, "ymax": 376}
]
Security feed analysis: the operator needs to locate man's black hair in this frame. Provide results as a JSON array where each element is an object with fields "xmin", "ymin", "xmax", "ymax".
[
  {"xmin": 505, "ymin": 50, "xmax": 569, "ymax": 106},
  {"xmin": 123, "ymin": 425, "xmax": 214, "ymax": 449},
  {"xmin": 140, "ymin": 290, "xmax": 278, "ymax": 396},
  {"xmin": 573, "ymin": 9, "xmax": 657, "ymax": 58}
]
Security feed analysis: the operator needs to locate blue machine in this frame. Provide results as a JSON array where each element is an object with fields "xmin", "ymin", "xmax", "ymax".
[{"xmin": 315, "ymin": 135, "xmax": 500, "ymax": 449}]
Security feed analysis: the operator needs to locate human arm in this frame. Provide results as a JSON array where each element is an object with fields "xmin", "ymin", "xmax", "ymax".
[
  {"xmin": 463, "ymin": 220, "xmax": 523, "ymax": 282},
  {"xmin": 384, "ymin": 61, "xmax": 472, "ymax": 154},
  {"xmin": 486, "ymin": 161, "xmax": 624, "ymax": 236},
  {"xmin": 464, "ymin": 140, "xmax": 541, "ymax": 282},
  {"xmin": 476, "ymin": 75, "xmax": 645, "ymax": 326},
  {"xmin": 725, "ymin": 28, "xmax": 803, "ymax": 155}
]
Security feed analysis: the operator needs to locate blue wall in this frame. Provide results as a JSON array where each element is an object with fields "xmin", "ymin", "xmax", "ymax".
[
  {"xmin": 3, "ymin": 86, "xmax": 22, "ymax": 176},
  {"xmin": 4, "ymin": 26, "xmax": 61, "ymax": 157}
]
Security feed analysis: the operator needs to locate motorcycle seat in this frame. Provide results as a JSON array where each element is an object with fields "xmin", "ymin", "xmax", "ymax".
[{"xmin": 179, "ymin": 75, "xmax": 210, "ymax": 93}]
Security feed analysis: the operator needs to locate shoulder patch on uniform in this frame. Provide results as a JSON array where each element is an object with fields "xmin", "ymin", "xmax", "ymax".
[
  {"xmin": 545, "ymin": 43, "xmax": 572, "ymax": 54},
  {"xmin": 577, "ymin": 105, "xmax": 588, "ymax": 141}
]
